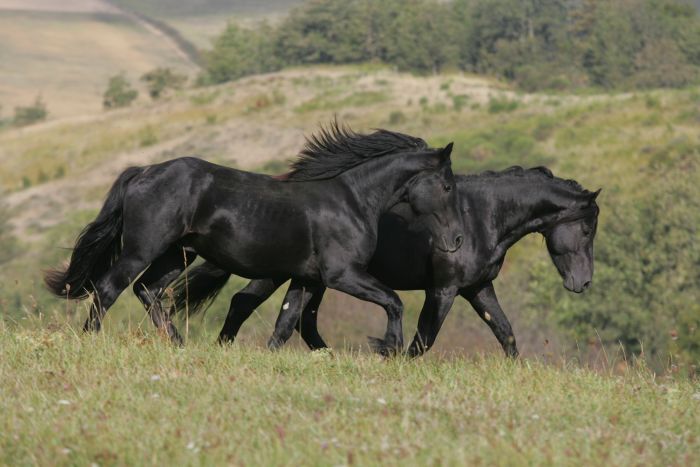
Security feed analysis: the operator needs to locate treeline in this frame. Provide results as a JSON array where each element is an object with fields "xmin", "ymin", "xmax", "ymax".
[{"xmin": 200, "ymin": 0, "xmax": 700, "ymax": 91}]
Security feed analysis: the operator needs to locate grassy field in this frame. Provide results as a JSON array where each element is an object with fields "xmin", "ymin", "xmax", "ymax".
[{"xmin": 1, "ymin": 327, "xmax": 697, "ymax": 465}]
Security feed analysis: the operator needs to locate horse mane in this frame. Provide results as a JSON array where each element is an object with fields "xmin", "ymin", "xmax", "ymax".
[
  {"xmin": 464, "ymin": 165, "xmax": 589, "ymax": 195},
  {"xmin": 282, "ymin": 120, "xmax": 429, "ymax": 181}
]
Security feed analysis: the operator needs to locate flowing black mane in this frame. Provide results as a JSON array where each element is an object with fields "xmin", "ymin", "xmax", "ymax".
[
  {"xmin": 464, "ymin": 165, "xmax": 590, "ymax": 195},
  {"xmin": 285, "ymin": 121, "xmax": 428, "ymax": 181}
]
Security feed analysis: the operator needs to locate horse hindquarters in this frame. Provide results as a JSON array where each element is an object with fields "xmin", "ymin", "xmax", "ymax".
[{"xmin": 84, "ymin": 163, "xmax": 200, "ymax": 332}]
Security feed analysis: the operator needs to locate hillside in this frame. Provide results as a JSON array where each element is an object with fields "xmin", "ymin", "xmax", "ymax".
[
  {"xmin": 0, "ymin": 0, "xmax": 198, "ymax": 118},
  {"xmin": 1, "ymin": 65, "xmax": 697, "ymax": 366}
]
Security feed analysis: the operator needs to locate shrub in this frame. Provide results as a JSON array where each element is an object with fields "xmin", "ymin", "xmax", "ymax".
[
  {"xmin": 488, "ymin": 97, "xmax": 519, "ymax": 113},
  {"xmin": 13, "ymin": 96, "xmax": 47, "ymax": 127},
  {"xmin": 388, "ymin": 111, "xmax": 407, "ymax": 124},
  {"xmin": 103, "ymin": 74, "xmax": 138, "ymax": 110},
  {"xmin": 140, "ymin": 67, "xmax": 187, "ymax": 99}
]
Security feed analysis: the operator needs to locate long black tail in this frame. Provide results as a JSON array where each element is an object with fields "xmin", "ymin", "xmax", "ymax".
[
  {"xmin": 44, "ymin": 166, "xmax": 143, "ymax": 299},
  {"xmin": 170, "ymin": 261, "xmax": 231, "ymax": 316}
]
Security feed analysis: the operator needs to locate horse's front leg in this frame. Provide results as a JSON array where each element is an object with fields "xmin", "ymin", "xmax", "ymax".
[
  {"xmin": 406, "ymin": 286, "xmax": 458, "ymax": 358},
  {"xmin": 267, "ymin": 279, "xmax": 316, "ymax": 350},
  {"xmin": 463, "ymin": 282, "xmax": 519, "ymax": 358},
  {"xmin": 325, "ymin": 267, "xmax": 405, "ymax": 357}
]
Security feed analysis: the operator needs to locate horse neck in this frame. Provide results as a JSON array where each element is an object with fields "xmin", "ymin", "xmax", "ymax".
[
  {"xmin": 466, "ymin": 175, "xmax": 577, "ymax": 260},
  {"xmin": 339, "ymin": 152, "xmax": 435, "ymax": 219}
]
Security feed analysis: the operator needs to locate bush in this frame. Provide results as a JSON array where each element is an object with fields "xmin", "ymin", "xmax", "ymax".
[
  {"xmin": 388, "ymin": 111, "xmax": 407, "ymax": 124},
  {"xmin": 488, "ymin": 97, "xmax": 519, "ymax": 113},
  {"xmin": 526, "ymin": 163, "xmax": 700, "ymax": 369},
  {"xmin": 103, "ymin": 74, "xmax": 138, "ymax": 110},
  {"xmin": 140, "ymin": 68, "xmax": 187, "ymax": 99},
  {"xmin": 13, "ymin": 96, "xmax": 47, "ymax": 127}
]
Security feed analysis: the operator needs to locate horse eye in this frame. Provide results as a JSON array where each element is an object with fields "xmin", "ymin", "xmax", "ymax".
[{"xmin": 444, "ymin": 184, "xmax": 452, "ymax": 193}]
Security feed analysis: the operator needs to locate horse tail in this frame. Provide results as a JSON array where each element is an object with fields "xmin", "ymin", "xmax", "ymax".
[
  {"xmin": 44, "ymin": 166, "xmax": 143, "ymax": 299},
  {"xmin": 170, "ymin": 261, "xmax": 231, "ymax": 316}
]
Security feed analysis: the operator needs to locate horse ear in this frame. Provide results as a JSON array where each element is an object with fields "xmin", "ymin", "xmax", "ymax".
[
  {"xmin": 590, "ymin": 188, "xmax": 602, "ymax": 201},
  {"xmin": 439, "ymin": 142, "xmax": 454, "ymax": 162}
]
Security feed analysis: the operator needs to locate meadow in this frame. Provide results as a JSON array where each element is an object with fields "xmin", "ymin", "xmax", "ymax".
[{"xmin": 1, "ymin": 325, "xmax": 698, "ymax": 466}]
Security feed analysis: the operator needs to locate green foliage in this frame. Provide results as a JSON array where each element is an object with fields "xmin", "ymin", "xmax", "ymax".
[
  {"xmin": 202, "ymin": 0, "xmax": 700, "ymax": 90},
  {"xmin": 388, "ymin": 110, "xmax": 407, "ymax": 124},
  {"xmin": 527, "ymin": 162, "xmax": 700, "ymax": 367},
  {"xmin": 436, "ymin": 125, "xmax": 552, "ymax": 173},
  {"xmin": 140, "ymin": 67, "xmax": 187, "ymax": 99},
  {"xmin": 488, "ymin": 96, "xmax": 520, "ymax": 113},
  {"xmin": 0, "ymin": 204, "xmax": 17, "ymax": 265},
  {"xmin": 103, "ymin": 74, "xmax": 138, "ymax": 110},
  {"xmin": 12, "ymin": 96, "xmax": 47, "ymax": 127},
  {"xmin": 200, "ymin": 22, "xmax": 280, "ymax": 85}
]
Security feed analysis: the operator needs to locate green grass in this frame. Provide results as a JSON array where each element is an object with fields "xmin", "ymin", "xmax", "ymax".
[{"xmin": 1, "ymin": 327, "xmax": 697, "ymax": 465}]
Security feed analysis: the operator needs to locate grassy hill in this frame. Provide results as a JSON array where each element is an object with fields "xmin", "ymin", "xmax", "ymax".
[
  {"xmin": 0, "ymin": 1, "xmax": 198, "ymax": 118},
  {"xmin": 1, "ymin": 329, "xmax": 697, "ymax": 465},
  {"xmin": 0, "ymin": 65, "xmax": 697, "ymax": 366}
]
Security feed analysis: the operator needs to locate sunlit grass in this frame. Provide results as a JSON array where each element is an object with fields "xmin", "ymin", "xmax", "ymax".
[{"xmin": 0, "ymin": 327, "xmax": 697, "ymax": 465}]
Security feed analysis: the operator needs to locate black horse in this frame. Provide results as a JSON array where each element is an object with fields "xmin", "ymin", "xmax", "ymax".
[
  {"xmin": 172, "ymin": 167, "xmax": 600, "ymax": 357},
  {"xmin": 45, "ymin": 123, "xmax": 465, "ymax": 354}
]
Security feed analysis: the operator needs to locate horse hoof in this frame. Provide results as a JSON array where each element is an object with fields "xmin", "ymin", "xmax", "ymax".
[{"xmin": 367, "ymin": 336, "xmax": 400, "ymax": 357}]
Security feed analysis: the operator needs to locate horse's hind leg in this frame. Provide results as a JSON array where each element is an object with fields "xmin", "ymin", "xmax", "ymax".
[
  {"xmin": 268, "ymin": 279, "xmax": 317, "ymax": 350},
  {"xmin": 132, "ymin": 246, "xmax": 197, "ymax": 345},
  {"xmin": 83, "ymin": 251, "xmax": 155, "ymax": 333},
  {"xmin": 296, "ymin": 285, "xmax": 328, "ymax": 350},
  {"xmin": 218, "ymin": 278, "xmax": 286, "ymax": 344}
]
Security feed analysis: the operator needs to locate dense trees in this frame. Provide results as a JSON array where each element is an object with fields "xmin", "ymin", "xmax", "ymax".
[{"xmin": 200, "ymin": 0, "xmax": 700, "ymax": 91}]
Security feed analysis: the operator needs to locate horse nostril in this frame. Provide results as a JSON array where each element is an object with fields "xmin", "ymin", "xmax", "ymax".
[
  {"xmin": 582, "ymin": 281, "xmax": 591, "ymax": 290},
  {"xmin": 455, "ymin": 235, "xmax": 463, "ymax": 248}
]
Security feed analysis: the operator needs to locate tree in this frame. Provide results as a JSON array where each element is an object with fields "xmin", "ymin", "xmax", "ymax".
[
  {"xmin": 201, "ymin": 22, "xmax": 280, "ymax": 85},
  {"xmin": 141, "ymin": 68, "xmax": 187, "ymax": 99},
  {"xmin": 103, "ymin": 74, "xmax": 138, "ymax": 109},
  {"xmin": 275, "ymin": 0, "xmax": 370, "ymax": 64},
  {"xmin": 383, "ymin": 0, "xmax": 460, "ymax": 73}
]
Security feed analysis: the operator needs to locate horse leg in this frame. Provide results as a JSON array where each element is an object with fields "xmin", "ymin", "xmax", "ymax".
[
  {"xmin": 406, "ymin": 287, "xmax": 458, "ymax": 358},
  {"xmin": 218, "ymin": 278, "xmax": 286, "ymax": 344},
  {"xmin": 463, "ymin": 282, "xmax": 519, "ymax": 358},
  {"xmin": 267, "ymin": 279, "xmax": 316, "ymax": 350},
  {"xmin": 325, "ymin": 268, "xmax": 405, "ymax": 357},
  {"xmin": 83, "ymin": 249, "xmax": 157, "ymax": 333},
  {"xmin": 296, "ymin": 285, "xmax": 328, "ymax": 350},
  {"xmin": 132, "ymin": 246, "xmax": 197, "ymax": 345}
]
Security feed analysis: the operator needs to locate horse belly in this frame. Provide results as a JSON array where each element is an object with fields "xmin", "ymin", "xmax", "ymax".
[{"xmin": 188, "ymin": 225, "xmax": 317, "ymax": 280}]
